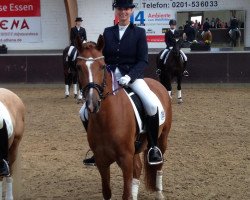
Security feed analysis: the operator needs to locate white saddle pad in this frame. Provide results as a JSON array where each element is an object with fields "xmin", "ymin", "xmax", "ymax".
[
  {"xmin": 124, "ymin": 90, "xmax": 166, "ymax": 133},
  {"xmin": 0, "ymin": 101, "xmax": 13, "ymax": 138}
]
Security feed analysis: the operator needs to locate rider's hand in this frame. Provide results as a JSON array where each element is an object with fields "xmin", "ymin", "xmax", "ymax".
[{"xmin": 118, "ymin": 75, "xmax": 131, "ymax": 86}]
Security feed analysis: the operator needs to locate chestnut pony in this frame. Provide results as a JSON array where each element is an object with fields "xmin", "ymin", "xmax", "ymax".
[
  {"xmin": 0, "ymin": 88, "xmax": 25, "ymax": 200},
  {"xmin": 76, "ymin": 35, "xmax": 172, "ymax": 200}
]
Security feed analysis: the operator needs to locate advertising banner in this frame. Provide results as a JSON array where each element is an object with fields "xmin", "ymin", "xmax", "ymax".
[
  {"xmin": 0, "ymin": 0, "xmax": 41, "ymax": 43},
  {"xmin": 131, "ymin": 9, "xmax": 175, "ymax": 42}
]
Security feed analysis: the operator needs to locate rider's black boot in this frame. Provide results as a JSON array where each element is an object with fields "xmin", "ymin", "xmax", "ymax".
[
  {"xmin": 80, "ymin": 119, "xmax": 96, "ymax": 166},
  {"xmin": 0, "ymin": 120, "xmax": 10, "ymax": 177},
  {"xmin": 83, "ymin": 155, "xmax": 96, "ymax": 166},
  {"xmin": 81, "ymin": 119, "xmax": 88, "ymax": 132},
  {"xmin": 146, "ymin": 110, "xmax": 163, "ymax": 165}
]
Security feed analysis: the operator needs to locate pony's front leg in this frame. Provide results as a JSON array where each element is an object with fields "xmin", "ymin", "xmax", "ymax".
[
  {"xmin": 132, "ymin": 154, "xmax": 142, "ymax": 200},
  {"xmin": 177, "ymin": 75, "xmax": 183, "ymax": 104},
  {"xmin": 5, "ymin": 177, "xmax": 13, "ymax": 200},
  {"xmin": 97, "ymin": 165, "xmax": 112, "ymax": 200},
  {"xmin": 119, "ymin": 155, "xmax": 134, "ymax": 200}
]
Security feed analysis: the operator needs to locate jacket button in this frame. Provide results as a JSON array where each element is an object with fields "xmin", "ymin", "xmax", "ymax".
[{"xmin": 117, "ymin": 49, "xmax": 119, "ymax": 51}]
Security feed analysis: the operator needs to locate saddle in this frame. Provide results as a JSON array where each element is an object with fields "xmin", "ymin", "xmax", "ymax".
[
  {"xmin": 159, "ymin": 48, "xmax": 184, "ymax": 67},
  {"xmin": 0, "ymin": 102, "xmax": 13, "ymax": 139},
  {"xmin": 123, "ymin": 88, "xmax": 166, "ymax": 152}
]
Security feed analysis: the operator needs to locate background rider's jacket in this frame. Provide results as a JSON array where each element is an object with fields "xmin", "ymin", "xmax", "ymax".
[
  {"xmin": 165, "ymin": 29, "xmax": 180, "ymax": 48},
  {"xmin": 230, "ymin": 18, "xmax": 239, "ymax": 29},
  {"xmin": 103, "ymin": 23, "xmax": 148, "ymax": 82},
  {"xmin": 70, "ymin": 26, "xmax": 87, "ymax": 46}
]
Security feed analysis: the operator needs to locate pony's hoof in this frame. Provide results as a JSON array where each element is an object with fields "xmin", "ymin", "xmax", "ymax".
[
  {"xmin": 155, "ymin": 191, "xmax": 165, "ymax": 200},
  {"xmin": 177, "ymin": 98, "xmax": 183, "ymax": 104}
]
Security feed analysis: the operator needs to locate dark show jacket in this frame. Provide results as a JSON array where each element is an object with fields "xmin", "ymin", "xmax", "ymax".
[
  {"xmin": 70, "ymin": 26, "xmax": 87, "ymax": 46},
  {"xmin": 184, "ymin": 26, "xmax": 196, "ymax": 42},
  {"xmin": 103, "ymin": 23, "xmax": 148, "ymax": 82},
  {"xmin": 165, "ymin": 29, "xmax": 180, "ymax": 48},
  {"xmin": 229, "ymin": 19, "xmax": 239, "ymax": 30}
]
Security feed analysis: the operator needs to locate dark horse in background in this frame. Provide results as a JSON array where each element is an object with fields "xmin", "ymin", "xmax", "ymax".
[
  {"xmin": 62, "ymin": 45, "xmax": 82, "ymax": 100},
  {"xmin": 156, "ymin": 39, "xmax": 185, "ymax": 104},
  {"xmin": 229, "ymin": 28, "xmax": 241, "ymax": 47}
]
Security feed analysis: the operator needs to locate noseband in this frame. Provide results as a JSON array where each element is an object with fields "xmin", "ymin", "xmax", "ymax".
[{"xmin": 77, "ymin": 55, "xmax": 106, "ymax": 100}]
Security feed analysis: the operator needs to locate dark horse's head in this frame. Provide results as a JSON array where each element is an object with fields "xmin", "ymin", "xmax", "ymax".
[
  {"xmin": 157, "ymin": 38, "xmax": 184, "ymax": 72},
  {"xmin": 170, "ymin": 38, "xmax": 183, "ymax": 59},
  {"xmin": 75, "ymin": 35, "xmax": 106, "ymax": 113}
]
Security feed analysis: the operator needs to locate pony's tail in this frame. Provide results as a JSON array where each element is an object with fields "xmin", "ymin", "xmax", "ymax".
[
  {"xmin": 12, "ymin": 150, "xmax": 22, "ymax": 199},
  {"xmin": 143, "ymin": 150, "xmax": 163, "ymax": 191}
]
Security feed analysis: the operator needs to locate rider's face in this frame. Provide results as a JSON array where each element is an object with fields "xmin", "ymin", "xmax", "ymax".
[
  {"xmin": 115, "ymin": 7, "xmax": 133, "ymax": 25},
  {"xmin": 170, "ymin": 25, "xmax": 176, "ymax": 29}
]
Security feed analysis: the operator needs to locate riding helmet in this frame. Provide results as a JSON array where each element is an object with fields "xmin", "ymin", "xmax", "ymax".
[
  {"xmin": 113, "ymin": 0, "xmax": 135, "ymax": 8},
  {"xmin": 169, "ymin": 19, "xmax": 177, "ymax": 26}
]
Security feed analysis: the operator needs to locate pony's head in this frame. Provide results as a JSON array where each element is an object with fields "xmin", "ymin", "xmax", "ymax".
[
  {"xmin": 76, "ymin": 35, "xmax": 106, "ymax": 113},
  {"xmin": 171, "ymin": 38, "xmax": 183, "ymax": 57}
]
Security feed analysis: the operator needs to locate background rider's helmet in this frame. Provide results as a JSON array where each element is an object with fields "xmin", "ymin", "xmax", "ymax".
[{"xmin": 169, "ymin": 19, "xmax": 177, "ymax": 26}]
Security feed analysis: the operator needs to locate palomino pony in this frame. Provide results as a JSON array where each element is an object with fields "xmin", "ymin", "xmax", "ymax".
[
  {"xmin": 156, "ymin": 39, "xmax": 185, "ymax": 103},
  {"xmin": 229, "ymin": 29, "xmax": 241, "ymax": 47},
  {"xmin": 76, "ymin": 35, "xmax": 172, "ymax": 200},
  {"xmin": 0, "ymin": 88, "xmax": 25, "ymax": 200}
]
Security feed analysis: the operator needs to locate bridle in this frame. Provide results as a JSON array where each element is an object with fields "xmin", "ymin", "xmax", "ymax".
[{"xmin": 77, "ymin": 55, "xmax": 122, "ymax": 101}]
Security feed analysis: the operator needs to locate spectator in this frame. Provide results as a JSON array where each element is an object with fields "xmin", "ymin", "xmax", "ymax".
[
  {"xmin": 224, "ymin": 22, "xmax": 229, "ymax": 28},
  {"xmin": 210, "ymin": 17, "xmax": 216, "ymax": 28},
  {"xmin": 183, "ymin": 21, "xmax": 196, "ymax": 42}
]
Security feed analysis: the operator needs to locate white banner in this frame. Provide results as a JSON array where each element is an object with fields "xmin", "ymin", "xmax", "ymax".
[{"xmin": 0, "ymin": 0, "xmax": 41, "ymax": 43}]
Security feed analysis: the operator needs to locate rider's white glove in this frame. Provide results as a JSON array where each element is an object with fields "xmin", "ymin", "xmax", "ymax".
[{"xmin": 118, "ymin": 75, "xmax": 131, "ymax": 86}]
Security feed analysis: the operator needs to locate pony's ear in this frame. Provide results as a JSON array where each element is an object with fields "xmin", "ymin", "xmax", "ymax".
[
  {"xmin": 96, "ymin": 34, "xmax": 105, "ymax": 51},
  {"xmin": 75, "ymin": 35, "xmax": 83, "ymax": 52}
]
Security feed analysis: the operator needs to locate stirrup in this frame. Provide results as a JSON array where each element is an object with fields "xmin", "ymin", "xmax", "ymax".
[
  {"xmin": 147, "ymin": 147, "xmax": 163, "ymax": 165},
  {"xmin": 83, "ymin": 149, "xmax": 96, "ymax": 166},
  {"xmin": 0, "ymin": 159, "xmax": 10, "ymax": 177}
]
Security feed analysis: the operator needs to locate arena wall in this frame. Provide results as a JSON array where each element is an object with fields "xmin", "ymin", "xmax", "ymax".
[
  {"xmin": 2, "ymin": 0, "xmax": 250, "ymax": 50},
  {"xmin": 0, "ymin": 51, "xmax": 249, "ymax": 83}
]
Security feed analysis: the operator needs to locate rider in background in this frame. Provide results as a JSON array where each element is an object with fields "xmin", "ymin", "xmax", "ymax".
[
  {"xmin": 70, "ymin": 17, "xmax": 87, "ymax": 46},
  {"xmin": 229, "ymin": 16, "xmax": 241, "ymax": 37},
  {"xmin": 162, "ymin": 19, "xmax": 189, "ymax": 77}
]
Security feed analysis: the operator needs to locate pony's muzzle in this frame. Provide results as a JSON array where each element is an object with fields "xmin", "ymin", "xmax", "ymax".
[{"xmin": 86, "ymin": 98, "xmax": 101, "ymax": 113}]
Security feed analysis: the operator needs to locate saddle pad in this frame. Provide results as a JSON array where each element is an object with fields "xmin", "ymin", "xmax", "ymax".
[
  {"xmin": 0, "ymin": 101, "xmax": 13, "ymax": 138},
  {"xmin": 124, "ymin": 89, "xmax": 166, "ymax": 133}
]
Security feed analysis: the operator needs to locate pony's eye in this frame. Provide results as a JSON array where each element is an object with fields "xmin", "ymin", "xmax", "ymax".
[{"xmin": 101, "ymin": 64, "xmax": 106, "ymax": 70}]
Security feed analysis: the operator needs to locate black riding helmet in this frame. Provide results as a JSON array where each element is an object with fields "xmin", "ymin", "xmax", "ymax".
[{"xmin": 169, "ymin": 19, "xmax": 177, "ymax": 26}]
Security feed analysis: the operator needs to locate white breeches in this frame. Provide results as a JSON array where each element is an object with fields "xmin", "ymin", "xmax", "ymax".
[
  {"xmin": 116, "ymin": 68, "xmax": 157, "ymax": 116},
  {"xmin": 79, "ymin": 68, "xmax": 158, "ymax": 121}
]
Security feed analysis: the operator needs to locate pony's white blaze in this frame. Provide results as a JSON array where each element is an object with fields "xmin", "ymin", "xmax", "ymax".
[{"xmin": 86, "ymin": 58, "xmax": 95, "ymax": 111}]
